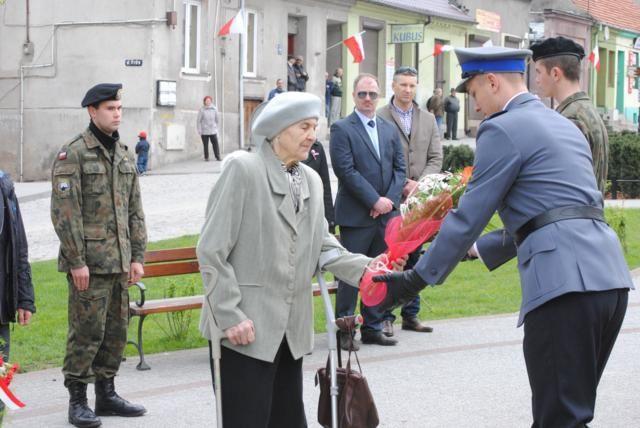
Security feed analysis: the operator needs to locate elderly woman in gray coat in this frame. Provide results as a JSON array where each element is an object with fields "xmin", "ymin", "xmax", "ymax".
[{"xmin": 197, "ymin": 92, "xmax": 403, "ymax": 427}]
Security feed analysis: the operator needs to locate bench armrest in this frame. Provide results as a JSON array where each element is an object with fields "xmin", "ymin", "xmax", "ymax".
[{"xmin": 129, "ymin": 282, "xmax": 147, "ymax": 307}]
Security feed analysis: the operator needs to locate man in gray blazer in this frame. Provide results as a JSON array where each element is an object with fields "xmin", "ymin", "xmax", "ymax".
[
  {"xmin": 330, "ymin": 73, "xmax": 406, "ymax": 348},
  {"xmin": 377, "ymin": 66, "xmax": 442, "ymax": 338},
  {"xmin": 375, "ymin": 47, "xmax": 633, "ymax": 426}
]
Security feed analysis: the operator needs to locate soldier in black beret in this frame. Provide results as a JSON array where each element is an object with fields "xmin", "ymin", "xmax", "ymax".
[
  {"xmin": 51, "ymin": 83, "xmax": 147, "ymax": 427},
  {"xmin": 531, "ymin": 37, "xmax": 609, "ymax": 195},
  {"xmin": 81, "ymin": 83, "xmax": 123, "ymax": 108}
]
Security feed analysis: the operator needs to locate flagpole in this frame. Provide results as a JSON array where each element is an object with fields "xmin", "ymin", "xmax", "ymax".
[
  {"xmin": 239, "ymin": 2, "xmax": 245, "ymax": 150},
  {"xmin": 326, "ymin": 30, "xmax": 366, "ymax": 52}
]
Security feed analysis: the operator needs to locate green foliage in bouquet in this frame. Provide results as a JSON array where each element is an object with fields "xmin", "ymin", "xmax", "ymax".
[
  {"xmin": 442, "ymin": 144, "xmax": 475, "ymax": 173},
  {"xmin": 608, "ymin": 132, "xmax": 640, "ymax": 198}
]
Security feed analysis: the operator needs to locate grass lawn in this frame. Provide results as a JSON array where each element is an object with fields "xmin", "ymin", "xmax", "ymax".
[{"xmin": 12, "ymin": 209, "xmax": 640, "ymax": 372}]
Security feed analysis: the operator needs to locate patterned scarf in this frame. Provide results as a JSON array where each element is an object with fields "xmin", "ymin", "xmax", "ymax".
[{"xmin": 282, "ymin": 163, "xmax": 302, "ymax": 212}]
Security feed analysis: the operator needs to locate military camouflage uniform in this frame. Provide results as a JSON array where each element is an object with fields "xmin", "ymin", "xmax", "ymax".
[
  {"xmin": 556, "ymin": 91, "xmax": 609, "ymax": 194},
  {"xmin": 51, "ymin": 127, "xmax": 146, "ymax": 387}
]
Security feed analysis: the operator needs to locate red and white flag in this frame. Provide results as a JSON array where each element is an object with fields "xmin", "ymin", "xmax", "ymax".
[
  {"xmin": 588, "ymin": 45, "xmax": 600, "ymax": 71},
  {"xmin": 433, "ymin": 43, "xmax": 453, "ymax": 57},
  {"xmin": 344, "ymin": 33, "xmax": 365, "ymax": 63},
  {"xmin": 218, "ymin": 9, "xmax": 245, "ymax": 37},
  {"xmin": 0, "ymin": 363, "xmax": 25, "ymax": 410}
]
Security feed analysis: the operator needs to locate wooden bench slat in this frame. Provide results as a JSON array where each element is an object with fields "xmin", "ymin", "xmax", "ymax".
[
  {"xmin": 144, "ymin": 247, "xmax": 197, "ymax": 264},
  {"xmin": 130, "ymin": 296, "xmax": 204, "ymax": 315},
  {"xmin": 142, "ymin": 261, "xmax": 200, "ymax": 278}
]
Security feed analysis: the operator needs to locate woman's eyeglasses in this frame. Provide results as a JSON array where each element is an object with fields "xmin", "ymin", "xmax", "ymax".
[{"xmin": 356, "ymin": 91, "xmax": 379, "ymax": 100}]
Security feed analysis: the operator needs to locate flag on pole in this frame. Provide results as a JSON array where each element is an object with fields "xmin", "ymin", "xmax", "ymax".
[
  {"xmin": 588, "ymin": 45, "xmax": 600, "ymax": 71},
  {"xmin": 482, "ymin": 39, "xmax": 493, "ymax": 47},
  {"xmin": 433, "ymin": 43, "xmax": 453, "ymax": 57},
  {"xmin": 344, "ymin": 33, "xmax": 365, "ymax": 63},
  {"xmin": 218, "ymin": 9, "xmax": 245, "ymax": 37}
]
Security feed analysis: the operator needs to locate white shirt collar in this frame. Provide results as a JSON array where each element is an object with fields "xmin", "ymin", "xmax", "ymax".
[
  {"xmin": 355, "ymin": 109, "xmax": 376, "ymax": 127},
  {"xmin": 502, "ymin": 91, "xmax": 529, "ymax": 111}
]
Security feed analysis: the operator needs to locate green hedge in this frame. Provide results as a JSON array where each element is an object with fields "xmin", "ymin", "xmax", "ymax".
[
  {"xmin": 608, "ymin": 131, "xmax": 640, "ymax": 198},
  {"xmin": 442, "ymin": 144, "xmax": 475, "ymax": 172}
]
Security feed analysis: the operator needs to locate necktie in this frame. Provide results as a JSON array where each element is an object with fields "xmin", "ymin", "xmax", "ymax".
[{"xmin": 367, "ymin": 120, "xmax": 375, "ymax": 128}]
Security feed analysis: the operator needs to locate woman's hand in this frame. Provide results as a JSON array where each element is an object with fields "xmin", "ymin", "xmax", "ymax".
[
  {"xmin": 368, "ymin": 254, "xmax": 409, "ymax": 272},
  {"xmin": 390, "ymin": 255, "xmax": 409, "ymax": 271},
  {"xmin": 224, "ymin": 319, "xmax": 256, "ymax": 346}
]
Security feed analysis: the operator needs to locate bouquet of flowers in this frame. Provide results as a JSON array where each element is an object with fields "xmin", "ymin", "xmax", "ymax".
[{"xmin": 360, "ymin": 167, "xmax": 473, "ymax": 306}]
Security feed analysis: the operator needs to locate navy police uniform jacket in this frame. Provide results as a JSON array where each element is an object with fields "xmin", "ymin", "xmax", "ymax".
[{"xmin": 414, "ymin": 93, "xmax": 633, "ymax": 325}]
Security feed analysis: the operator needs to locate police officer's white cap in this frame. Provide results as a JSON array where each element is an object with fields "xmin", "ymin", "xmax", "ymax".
[
  {"xmin": 454, "ymin": 46, "xmax": 532, "ymax": 93},
  {"xmin": 251, "ymin": 92, "xmax": 322, "ymax": 143}
]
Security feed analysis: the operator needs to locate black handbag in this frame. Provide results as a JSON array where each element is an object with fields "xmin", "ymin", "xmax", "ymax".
[{"xmin": 315, "ymin": 329, "xmax": 379, "ymax": 428}]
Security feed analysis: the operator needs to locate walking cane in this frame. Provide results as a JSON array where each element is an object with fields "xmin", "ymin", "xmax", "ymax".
[{"xmin": 208, "ymin": 329, "xmax": 224, "ymax": 427}]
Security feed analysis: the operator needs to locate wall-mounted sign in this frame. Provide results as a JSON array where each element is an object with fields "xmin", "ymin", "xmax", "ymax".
[
  {"xmin": 125, "ymin": 59, "xmax": 143, "ymax": 67},
  {"xmin": 156, "ymin": 80, "xmax": 177, "ymax": 106},
  {"xmin": 476, "ymin": 9, "xmax": 501, "ymax": 33},
  {"xmin": 389, "ymin": 24, "xmax": 425, "ymax": 44}
]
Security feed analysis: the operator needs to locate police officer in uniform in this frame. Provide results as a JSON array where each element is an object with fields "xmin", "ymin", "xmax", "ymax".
[
  {"xmin": 531, "ymin": 36, "xmax": 609, "ymax": 195},
  {"xmin": 373, "ymin": 47, "xmax": 633, "ymax": 427},
  {"xmin": 51, "ymin": 83, "xmax": 147, "ymax": 427}
]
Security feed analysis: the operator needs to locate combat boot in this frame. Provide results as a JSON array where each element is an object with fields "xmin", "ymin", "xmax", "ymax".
[
  {"xmin": 68, "ymin": 382, "xmax": 102, "ymax": 428},
  {"xmin": 94, "ymin": 377, "xmax": 146, "ymax": 417}
]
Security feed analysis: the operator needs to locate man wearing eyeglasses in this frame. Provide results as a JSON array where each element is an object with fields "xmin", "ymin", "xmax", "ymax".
[
  {"xmin": 330, "ymin": 73, "xmax": 407, "ymax": 349},
  {"xmin": 377, "ymin": 66, "xmax": 442, "ymax": 339}
]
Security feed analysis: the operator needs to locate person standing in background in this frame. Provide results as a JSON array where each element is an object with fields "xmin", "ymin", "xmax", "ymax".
[
  {"xmin": 444, "ymin": 88, "xmax": 460, "ymax": 140},
  {"xmin": 287, "ymin": 56, "xmax": 298, "ymax": 92},
  {"xmin": 294, "ymin": 56, "xmax": 309, "ymax": 92},
  {"xmin": 426, "ymin": 88, "xmax": 444, "ymax": 138},
  {"xmin": 330, "ymin": 68, "xmax": 344, "ymax": 126},
  {"xmin": 303, "ymin": 140, "xmax": 336, "ymax": 234},
  {"xmin": 197, "ymin": 96, "xmax": 221, "ymax": 162},
  {"xmin": 325, "ymin": 72, "xmax": 334, "ymax": 119},
  {"xmin": 268, "ymin": 79, "xmax": 286, "ymax": 100},
  {"xmin": 135, "ymin": 131, "xmax": 150, "ymax": 175}
]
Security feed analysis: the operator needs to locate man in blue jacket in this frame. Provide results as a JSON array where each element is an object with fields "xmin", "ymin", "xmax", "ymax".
[
  {"xmin": 330, "ymin": 73, "xmax": 406, "ymax": 349},
  {"xmin": 374, "ymin": 47, "xmax": 633, "ymax": 426}
]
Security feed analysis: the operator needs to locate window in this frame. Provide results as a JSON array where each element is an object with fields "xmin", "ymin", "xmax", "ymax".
[
  {"xmin": 244, "ymin": 10, "xmax": 257, "ymax": 77},
  {"xmin": 183, "ymin": 0, "xmax": 201, "ymax": 72}
]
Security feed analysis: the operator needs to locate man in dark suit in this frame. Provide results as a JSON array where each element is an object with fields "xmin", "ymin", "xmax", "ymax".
[{"xmin": 330, "ymin": 73, "xmax": 406, "ymax": 349}]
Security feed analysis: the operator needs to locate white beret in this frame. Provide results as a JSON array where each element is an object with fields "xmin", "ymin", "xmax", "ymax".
[{"xmin": 251, "ymin": 92, "xmax": 322, "ymax": 141}]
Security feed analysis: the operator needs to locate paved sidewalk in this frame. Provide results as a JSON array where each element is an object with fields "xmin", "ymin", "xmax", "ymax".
[{"xmin": 4, "ymin": 274, "xmax": 639, "ymax": 427}]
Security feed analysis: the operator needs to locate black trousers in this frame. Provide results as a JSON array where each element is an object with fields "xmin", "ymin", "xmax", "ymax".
[
  {"xmin": 219, "ymin": 338, "xmax": 307, "ymax": 428},
  {"xmin": 201, "ymin": 134, "xmax": 220, "ymax": 160},
  {"xmin": 445, "ymin": 112, "xmax": 458, "ymax": 139},
  {"xmin": 523, "ymin": 289, "xmax": 628, "ymax": 428}
]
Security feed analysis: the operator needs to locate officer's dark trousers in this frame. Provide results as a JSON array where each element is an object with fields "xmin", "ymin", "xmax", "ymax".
[
  {"xmin": 219, "ymin": 338, "xmax": 307, "ymax": 428},
  {"xmin": 201, "ymin": 134, "xmax": 220, "ymax": 160},
  {"xmin": 336, "ymin": 223, "xmax": 387, "ymax": 333},
  {"xmin": 446, "ymin": 112, "xmax": 458, "ymax": 139},
  {"xmin": 523, "ymin": 288, "xmax": 628, "ymax": 428},
  {"xmin": 63, "ymin": 273, "xmax": 129, "ymax": 387}
]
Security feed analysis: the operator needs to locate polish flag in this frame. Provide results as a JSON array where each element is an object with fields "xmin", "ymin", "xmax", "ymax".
[
  {"xmin": 588, "ymin": 45, "xmax": 600, "ymax": 71},
  {"xmin": 344, "ymin": 33, "xmax": 365, "ymax": 63},
  {"xmin": 218, "ymin": 9, "xmax": 245, "ymax": 37},
  {"xmin": 433, "ymin": 43, "xmax": 453, "ymax": 56}
]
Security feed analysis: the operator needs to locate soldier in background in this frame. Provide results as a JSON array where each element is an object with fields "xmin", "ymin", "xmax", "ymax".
[
  {"xmin": 531, "ymin": 36, "xmax": 609, "ymax": 195},
  {"xmin": 51, "ymin": 83, "xmax": 147, "ymax": 428}
]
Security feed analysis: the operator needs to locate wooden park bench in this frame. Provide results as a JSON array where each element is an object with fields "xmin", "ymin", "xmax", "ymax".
[{"xmin": 127, "ymin": 246, "xmax": 338, "ymax": 370}]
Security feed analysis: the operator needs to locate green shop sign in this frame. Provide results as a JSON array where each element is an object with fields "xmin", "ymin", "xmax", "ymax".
[{"xmin": 389, "ymin": 24, "xmax": 425, "ymax": 44}]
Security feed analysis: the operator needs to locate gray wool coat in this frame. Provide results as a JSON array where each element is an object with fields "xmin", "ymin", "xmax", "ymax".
[{"xmin": 197, "ymin": 143, "xmax": 371, "ymax": 362}]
